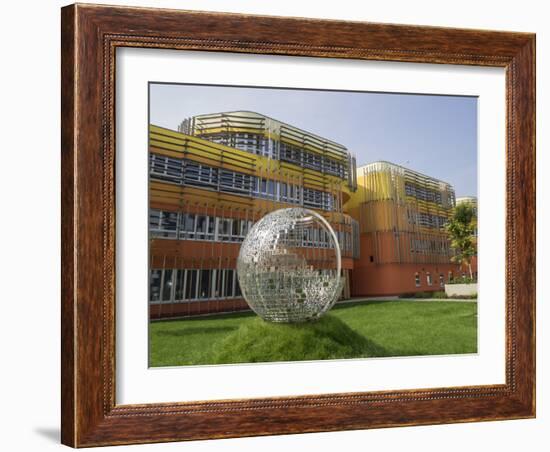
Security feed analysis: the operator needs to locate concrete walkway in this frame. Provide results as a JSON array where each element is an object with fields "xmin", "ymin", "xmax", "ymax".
[
  {"xmin": 399, "ymin": 298, "xmax": 477, "ymax": 303},
  {"xmin": 339, "ymin": 297, "xmax": 477, "ymax": 304}
]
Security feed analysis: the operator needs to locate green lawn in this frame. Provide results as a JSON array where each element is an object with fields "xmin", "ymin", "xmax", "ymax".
[{"xmin": 149, "ymin": 299, "xmax": 477, "ymax": 367}]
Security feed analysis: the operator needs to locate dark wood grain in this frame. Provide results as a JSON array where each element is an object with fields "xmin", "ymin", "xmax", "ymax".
[
  {"xmin": 61, "ymin": 3, "xmax": 536, "ymax": 447},
  {"xmin": 60, "ymin": 5, "xmax": 76, "ymax": 447}
]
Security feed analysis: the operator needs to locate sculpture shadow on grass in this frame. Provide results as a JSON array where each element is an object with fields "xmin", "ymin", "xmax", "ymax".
[{"xmin": 210, "ymin": 314, "xmax": 388, "ymax": 365}]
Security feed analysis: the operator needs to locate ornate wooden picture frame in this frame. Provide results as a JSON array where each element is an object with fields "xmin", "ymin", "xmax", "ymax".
[{"xmin": 61, "ymin": 3, "xmax": 535, "ymax": 447}]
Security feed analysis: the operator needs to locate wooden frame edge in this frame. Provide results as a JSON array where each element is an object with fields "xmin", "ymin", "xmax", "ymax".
[{"xmin": 61, "ymin": 4, "xmax": 77, "ymax": 447}]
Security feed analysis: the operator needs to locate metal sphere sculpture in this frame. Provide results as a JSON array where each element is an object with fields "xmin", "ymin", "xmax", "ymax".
[{"xmin": 237, "ymin": 207, "xmax": 343, "ymax": 323}]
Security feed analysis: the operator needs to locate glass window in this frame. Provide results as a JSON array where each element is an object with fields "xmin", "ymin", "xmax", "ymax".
[
  {"xmin": 225, "ymin": 269, "xmax": 234, "ymax": 298},
  {"xmin": 150, "ymin": 269, "xmax": 162, "ymax": 302},
  {"xmin": 294, "ymin": 185, "xmax": 301, "ymax": 204},
  {"xmin": 303, "ymin": 188, "xmax": 325, "ymax": 209},
  {"xmin": 165, "ymin": 158, "xmax": 183, "ymax": 180},
  {"xmin": 232, "ymin": 219, "xmax": 241, "ymax": 239},
  {"xmin": 313, "ymin": 228, "xmax": 320, "ymax": 246},
  {"xmin": 149, "ymin": 210, "xmax": 177, "ymax": 238},
  {"xmin": 207, "ymin": 215, "xmax": 215, "ymax": 238},
  {"xmin": 184, "ymin": 161, "xmax": 218, "ymax": 188},
  {"xmin": 325, "ymin": 158, "xmax": 344, "ymax": 177},
  {"xmin": 195, "ymin": 215, "xmax": 207, "ymax": 240},
  {"xmin": 149, "ymin": 154, "xmax": 183, "ymax": 183},
  {"xmin": 280, "ymin": 183, "xmax": 287, "ymax": 198},
  {"xmin": 213, "ymin": 269, "xmax": 223, "ymax": 298},
  {"xmin": 415, "ymin": 273, "xmax": 421, "ymax": 287},
  {"xmin": 439, "ymin": 274, "xmax": 445, "ymax": 287},
  {"xmin": 325, "ymin": 193, "xmax": 335, "ymax": 211},
  {"xmin": 279, "ymin": 142, "xmax": 300, "ymax": 164},
  {"xmin": 267, "ymin": 180, "xmax": 276, "ymax": 197},
  {"xmin": 160, "ymin": 211, "xmax": 178, "ymax": 238},
  {"xmin": 319, "ymin": 229, "xmax": 326, "ymax": 247},
  {"xmin": 219, "ymin": 218, "xmax": 232, "ymax": 241},
  {"xmin": 252, "ymin": 177, "xmax": 259, "ymax": 194},
  {"xmin": 174, "ymin": 269, "xmax": 185, "ymax": 301},
  {"xmin": 284, "ymin": 184, "xmax": 296, "ymax": 203},
  {"xmin": 240, "ymin": 219, "xmax": 249, "ymax": 237},
  {"xmin": 235, "ymin": 278, "xmax": 242, "ymax": 297},
  {"xmin": 404, "ymin": 182, "xmax": 444, "ymax": 206},
  {"xmin": 199, "ymin": 269, "xmax": 212, "ymax": 299},
  {"xmin": 219, "ymin": 170, "xmax": 253, "ymax": 194},
  {"xmin": 180, "ymin": 213, "xmax": 195, "ymax": 239},
  {"xmin": 149, "ymin": 209, "xmax": 161, "ymax": 231},
  {"xmin": 185, "ymin": 270, "xmax": 197, "ymax": 300},
  {"xmin": 427, "ymin": 273, "xmax": 433, "ymax": 286},
  {"xmin": 162, "ymin": 269, "xmax": 174, "ymax": 302}
]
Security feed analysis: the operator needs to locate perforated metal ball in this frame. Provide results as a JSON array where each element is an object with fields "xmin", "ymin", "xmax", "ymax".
[{"xmin": 237, "ymin": 208, "xmax": 343, "ymax": 323}]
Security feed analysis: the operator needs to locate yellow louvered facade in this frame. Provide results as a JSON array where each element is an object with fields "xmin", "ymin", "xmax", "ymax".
[
  {"xmin": 149, "ymin": 122, "xmax": 358, "ymax": 263},
  {"xmin": 150, "ymin": 125, "xmax": 353, "ymax": 200},
  {"xmin": 181, "ymin": 111, "xmax": 350, "ymax": 162},
  {"xmin": 346, "ymin": 161, "xmax": 455, "ymax": 265}
]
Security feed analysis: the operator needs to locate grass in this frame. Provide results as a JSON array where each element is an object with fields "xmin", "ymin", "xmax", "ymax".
[
  {"xmin": 211, "ymin": 314, "xmax": 387, "ymax": 364},
  {"xmin": 149, "ymin": 299, "xmax": 477, "ymax": 367}
]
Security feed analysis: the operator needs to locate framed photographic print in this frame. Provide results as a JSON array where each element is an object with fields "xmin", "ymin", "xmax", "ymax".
[{"xmin": 61, "ymin": 3, "xmax": 536, "ymax": 447}]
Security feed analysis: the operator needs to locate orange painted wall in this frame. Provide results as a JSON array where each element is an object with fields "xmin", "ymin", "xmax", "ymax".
[
  {"xmin": 351, "ymin": 262, "xmax": 461, "ymax": 296},
  {"xmin": 350, "ymin": 232, "xmax": 462, "ymax": 296},
  {"xmin": 150, "ymin": 298, "xmax": 249, "ymax": 319},
  {"xmin": 357, "ymin": 230, "xmax": 452, "ymax": 265}
]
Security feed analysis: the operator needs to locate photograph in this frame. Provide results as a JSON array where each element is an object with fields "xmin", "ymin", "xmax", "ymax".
[
  {"xmin": 148, "ymin": 83, "xmax": 479, "ymax": 367},
  {"xmin": 0, "ymin": 0, "xmax": 540, "ymax": 449}
]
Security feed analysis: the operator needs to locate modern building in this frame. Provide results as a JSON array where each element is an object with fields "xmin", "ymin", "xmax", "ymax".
[
  {"xmin": 456, "ymin": 196, "xmax": 478, "ymax": 217},
  {"xmin": 148, "ymin": 111, "xmax": 472, "ymax": 319},
  {"xmin": 456, "ymin": 195, "xmax": 477, "ymax": 207},
  {"xmin": 345, "ymin": 161, "xmax": 462, "ymax": 296},
  {"xmin": 148, "ymin": 111, "xmax": 359, "ymax": 319}
]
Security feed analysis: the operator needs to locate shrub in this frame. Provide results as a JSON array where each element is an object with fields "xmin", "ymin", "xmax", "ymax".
[
  {"xmin": 445, "ymin": 293, "xmax": 477, "ymax": 300},
  {"xmin": 399, "ymin": 291, "xmax": 469, "ymax": 299},
  {"xmin": 399, "ymin": 291, "xmax": 444, "ymax": 299},
  {"xmin": 447, "ymin": 276, "xmax": 477, "ymax": 285}
]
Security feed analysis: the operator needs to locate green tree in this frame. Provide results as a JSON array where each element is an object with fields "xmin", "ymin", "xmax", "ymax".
[{"xmin": 446, "ymin": 203, "xmax": 477, "ymax": 280}]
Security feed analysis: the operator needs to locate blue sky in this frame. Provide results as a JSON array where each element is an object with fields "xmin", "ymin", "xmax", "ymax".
[{"xmin": 150, "ymin": 83, "xmax": 477, "ymax": 197}]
